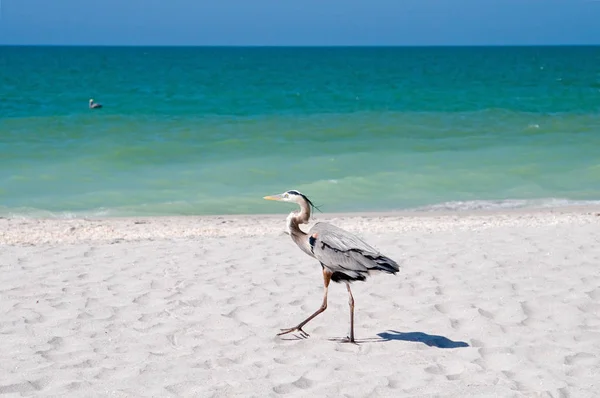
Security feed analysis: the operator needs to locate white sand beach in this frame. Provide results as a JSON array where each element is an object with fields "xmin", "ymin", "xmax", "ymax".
[{"xmin": 1, "ymin": 207, "xmax": 599, "ymax": 397}]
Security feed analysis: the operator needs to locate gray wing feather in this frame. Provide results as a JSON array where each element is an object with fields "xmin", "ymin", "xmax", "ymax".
[{"xmin": 308, "ymin": 222, "xmax": 400, "ymax": 280}]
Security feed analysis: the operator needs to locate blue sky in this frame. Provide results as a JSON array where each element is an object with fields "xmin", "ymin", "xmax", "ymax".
[{"xmin": 0, "ymin": 0, "xmax": 599, "ymax": 46}]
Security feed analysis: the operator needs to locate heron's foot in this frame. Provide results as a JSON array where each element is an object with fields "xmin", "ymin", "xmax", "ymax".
[
  {"xmin": 327, "ymin": 336, "xmax": 359, "ymax": 344},
  {"xmin": 277, "ymin": 326, "xmax": 309, "ymax": 339}
]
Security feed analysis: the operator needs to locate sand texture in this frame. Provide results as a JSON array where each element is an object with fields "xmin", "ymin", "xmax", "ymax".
[{"xmin": 1, "ymin": 207, "xmax": 599, "ymax": 397}]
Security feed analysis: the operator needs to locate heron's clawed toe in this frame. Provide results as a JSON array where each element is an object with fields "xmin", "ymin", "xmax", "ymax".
[
  {"xmin": 343, "ymin": 337, "xmax": 358, "ymax": 344},
  {"xmin": 328, "ymin": 336, "xmax": 358, "ymax": 344},
  {"xmin": 277, "ymin": 327, "xmax": 310, "ymax": 339}
]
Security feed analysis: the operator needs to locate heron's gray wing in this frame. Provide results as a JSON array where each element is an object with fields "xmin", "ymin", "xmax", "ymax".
[{"xmin": 308, "ymin": 222, "xmax": 399, "ymax": 282}]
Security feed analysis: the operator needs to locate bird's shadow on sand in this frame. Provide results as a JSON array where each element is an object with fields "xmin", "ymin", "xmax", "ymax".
[
  {"xmin": 373, "ymin": 330, "xmax": 469, "ymax": 348},
  {"xmin": 280, "ymin": 330, "xmax": 470, "ymax": 348},
  {"xmin": 326, "ymin": 330, "xmax": 469, "ymax": 348}
]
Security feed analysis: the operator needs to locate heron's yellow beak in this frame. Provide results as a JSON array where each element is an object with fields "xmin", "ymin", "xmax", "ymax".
[{"xmin": 263, "ymin": 194, "xmax": 283, "ymax": 201}]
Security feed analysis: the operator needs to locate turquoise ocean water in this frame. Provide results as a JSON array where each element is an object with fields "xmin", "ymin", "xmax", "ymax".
[{"xmin": 1, "ymin": 46, "xmax": 600, "ymax": 217}]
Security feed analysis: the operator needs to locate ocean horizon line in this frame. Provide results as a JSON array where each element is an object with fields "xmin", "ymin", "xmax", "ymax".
[{"xmin": 2, "ymin": 43, "xmax": 600, "ymax": 49}]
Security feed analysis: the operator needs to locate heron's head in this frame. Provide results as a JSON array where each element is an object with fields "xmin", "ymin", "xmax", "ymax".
[
  {"xmin": 264, "ymin": 190, "xmax": 318, "ymax": 208},
  {"xmin": 89, "ymin": 99, "xmax": 94, "ymax": 103},
  {"xmin": 264, "ymin": 189, "xmax": 304, "ymax": 203},
  {"xmin": 264, "ymin": 190, "xmax": 321, "ymax": 226}
]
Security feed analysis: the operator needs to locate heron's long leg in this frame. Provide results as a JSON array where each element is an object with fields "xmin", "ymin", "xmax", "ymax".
[
  {"xmin": 346, "ymin": 282, "xmax": 356, "ymax": 343},
  {"xmin": 277, "ymin": 268, "xmax": 332, "ymax": 338}
]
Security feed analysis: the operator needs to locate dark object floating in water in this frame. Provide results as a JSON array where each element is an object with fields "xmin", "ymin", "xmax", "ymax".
[{"xmin": 89, "ymin": 99, "xmax": 103, "ymax": 109}]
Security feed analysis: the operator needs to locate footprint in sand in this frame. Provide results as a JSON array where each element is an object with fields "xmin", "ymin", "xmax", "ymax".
[
  {"xmin": 23, "ymin": 309, "xmax": 46, "ymax": 324},
  {"xmin": 424, "ymin": 362, "xmax": 465, "ymax": 380},
  {"xmin": 386, "ymin": 376, "xmax": 401, "ymax": 389},
  {"xmin": 165, "ymin": 381, "xmax": 202, "ymax": 396},
  {"xmin": 585, "ymin": 287, "xmax": 600, "ymax": 300},
  {"xmin": 272, "ymin": 376, "xmax": 313, "ymax": 394},
  {"xmin": 449, "ymin": 318, "xmax": 462, "ymax": 329},
  {"xmin": 564, "ymin": 352, "xmax": 596, "ymax": 366},
  {"xmin": 434, "ymin": 303, "xmax": 449, "ymax": 314},
  {"xmin": 477, "ymin": 308, "xmax": 494, "ymax": 319},
  {"xmin": 132, "ymin": 292, "xmax": 150, "ymax": 305},
  {"xmin": 478, "ymin": 347, "xmax": 520, "ymax": 371},
  {"xmin": 519, "ymin": 301, "xmax": 533, "ymax": 326},
  {"xmin": 0, "ymin": 381, "xmax": 43, "ymax": 395},
  {"xmin": 424, "ymin": 364, "xmax": 445, "ymax": 375}
]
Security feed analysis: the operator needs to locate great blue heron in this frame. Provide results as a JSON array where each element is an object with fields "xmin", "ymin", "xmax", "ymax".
[
  {"xmin": 89, "ymin": 99, "xmax": 103, "ymax": 109},
  {"xmin": 264, "ymin": 190, "xmax": 400, "ymax": 343}
]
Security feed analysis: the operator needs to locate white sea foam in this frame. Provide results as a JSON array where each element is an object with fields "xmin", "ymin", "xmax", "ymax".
[
  {"xmin": 413, "ymin": 198, "xmax": 600, "ymax": 212},
  {"xmin": 2, "ymin": 197, "xmax": 600, "ymax": 220}
]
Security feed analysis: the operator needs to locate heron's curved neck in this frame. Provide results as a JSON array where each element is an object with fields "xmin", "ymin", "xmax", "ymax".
[{"xmin": 286, "ymin": 200, "xmax": 313, "ymax": 256}]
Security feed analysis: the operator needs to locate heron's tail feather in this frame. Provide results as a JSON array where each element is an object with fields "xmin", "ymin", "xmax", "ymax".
[
  {"xmin": 369, "ymin": 254, "xmax": 400, "ymax": 274},
  {"xmin": 350, "ymin": 250, "xmax": 400, "ymax": 274}
]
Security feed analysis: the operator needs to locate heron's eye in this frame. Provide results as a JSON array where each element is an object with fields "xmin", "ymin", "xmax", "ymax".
[{"xmin": 283, "ymin": 193, "xmax": 289, "ymax": 198}]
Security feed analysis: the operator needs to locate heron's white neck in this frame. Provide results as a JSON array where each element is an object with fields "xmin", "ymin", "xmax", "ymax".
[
  {"xmin": 286, "ymin": 198, "xmax": 311, "ymax": 231},
  {"xmin": 285, "ymin": 199, "xmax": 313, "ymax": 256}
]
